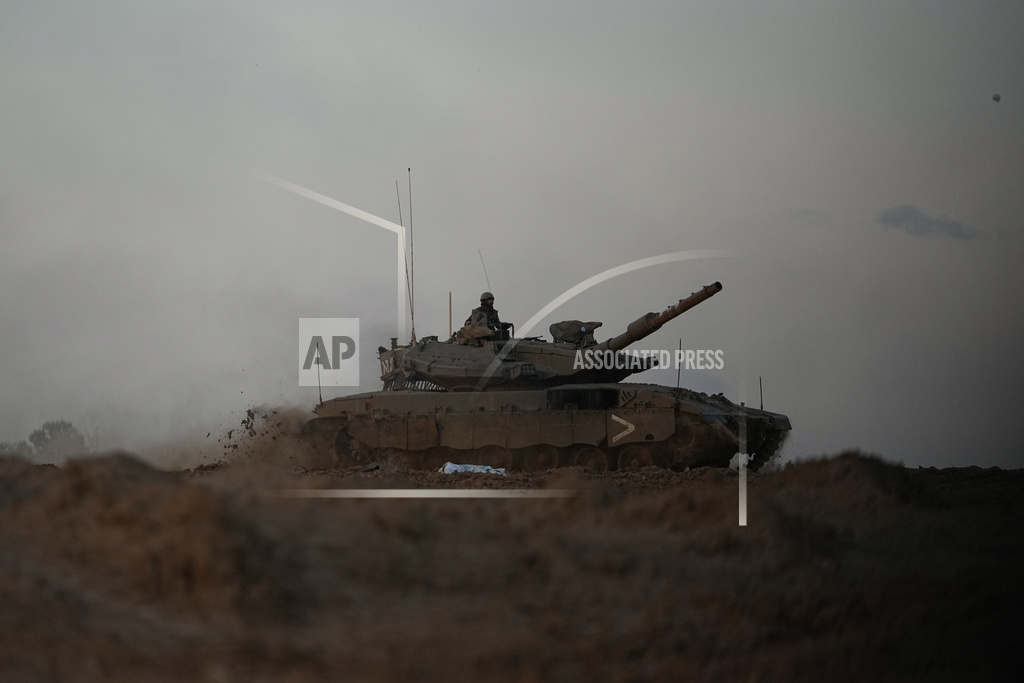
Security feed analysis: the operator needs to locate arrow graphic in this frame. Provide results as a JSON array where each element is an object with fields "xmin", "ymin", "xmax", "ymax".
[{"xmin": 611, "ymin": 414, "xmax": 636, "ymax": 443}]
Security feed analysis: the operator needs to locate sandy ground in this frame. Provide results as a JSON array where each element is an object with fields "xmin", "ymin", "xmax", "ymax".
[{"xmin": 1, "ymin": 418, "xmax": 1022, "ymax": 682}]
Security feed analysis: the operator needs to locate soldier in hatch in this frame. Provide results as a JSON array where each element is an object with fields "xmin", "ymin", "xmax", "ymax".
[{"xmin": 457, "ymin": 292, "xmax": 513, "ymax": 345}]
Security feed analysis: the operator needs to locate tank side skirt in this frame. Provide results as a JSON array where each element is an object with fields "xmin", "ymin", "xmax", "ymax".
[{"xmin": 313, "ymin": 400, "xmax": 787, "ymax": 472}]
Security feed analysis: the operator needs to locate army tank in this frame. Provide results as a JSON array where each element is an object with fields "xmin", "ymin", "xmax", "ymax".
[{"xmin": 302, "ymin": 282, "xmax": 790, "ymax": 472}]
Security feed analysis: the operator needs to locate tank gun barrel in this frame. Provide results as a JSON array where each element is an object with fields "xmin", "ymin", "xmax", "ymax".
[{"xmin": 596, "ymin": 281, "xmax": 722, "ymax": 352}]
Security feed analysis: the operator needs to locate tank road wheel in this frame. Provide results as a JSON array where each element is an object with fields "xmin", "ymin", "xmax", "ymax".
[
  {"xmin": 418, "ymin": 447, "xmax": 452, "ymax": 472},
  {"xmin": 300, "ymin": 418, "xmax": 344, "ymax": 450},
  {"xmin": 298, "ymin": 419, "xmax": 347, "ymax": 468},
  {"xmin": 617, "ymin": 444, "xmax": 653, "ymax": 471},
  {"xmin": 473, "ymin": 446, "xmax": 513, "ymax": 471},
  {"xmin": 572, "ymin": 446, "xmax": 609, "ymax": 473},
  {"xmin": 396, "ymin": 451, "xmax": 424, "ymax": 470},
  {"xmin": 520, "ymin": 445, "xmax": 560, "ymax": 472},
  {"xmin": 370, "ymin": 448, "xmax": 420, "ymax": 470},
  {"xmin": 334, "ymin": 431, "xmax": 374, "ymax": 469}
]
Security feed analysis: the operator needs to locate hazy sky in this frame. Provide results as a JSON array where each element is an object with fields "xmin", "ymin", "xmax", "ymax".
[{"xmin": 2, "ymin": 1, "xmax": 1022, "ymax": 468}]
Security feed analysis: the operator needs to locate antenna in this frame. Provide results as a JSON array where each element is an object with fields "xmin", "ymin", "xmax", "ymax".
[
  {"xmin": 759, "ymin": 376, "xmax": 763, "ymax": 411},
  {"xmin": 395, "ymin": 181, "xmax": 403, "ymax": 226},
  {"xmin": 478, "ymin": 249, "xmax": 492, "ymax": 291},
  {"xmin": 675, "ymin": 338, "xmax": 682, "ymax": 390},
  {"xmin": 449, "ymin": 290, "xmax": 453, "ymax": 338}
]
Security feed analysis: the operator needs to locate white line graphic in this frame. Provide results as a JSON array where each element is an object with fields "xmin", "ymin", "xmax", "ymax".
[
  {"xmin": 253, "ymin": 170, "xmax": 409, "ymax": 342},
  {"xmin": 739, "ymin": 457, "xmax": 748, "ymax": 526},
  {"xmin": 280, "ymin": 489, "xmax": 576, "ymax": 499},
  {"xmin": 610, "ymin": 414, "xmax": 635, "ymax": 443},
  {"xmin": 517, "ymin": 249, "xmax": 739, "ymax": 338}
]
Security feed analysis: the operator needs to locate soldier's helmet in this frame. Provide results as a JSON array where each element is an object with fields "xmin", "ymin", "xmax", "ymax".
[{"xmin": 480, "ymin": 292, "xmax": 494, "ymax": 302}]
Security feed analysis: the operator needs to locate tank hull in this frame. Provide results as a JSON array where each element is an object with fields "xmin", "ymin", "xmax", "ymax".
[{"xmin": 303, "ymin": 382, "xmax": 790, "ymax": 472}]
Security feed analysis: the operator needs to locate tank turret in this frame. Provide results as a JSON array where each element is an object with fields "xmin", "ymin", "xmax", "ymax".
[{"xmin": 377, "ymin": 282, "xmax": 723, "ymax": 392}]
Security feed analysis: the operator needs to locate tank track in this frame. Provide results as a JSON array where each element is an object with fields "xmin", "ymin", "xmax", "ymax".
[{"xmin": 304, "ymin": 419, "xmax": 786, "ymax": 473}]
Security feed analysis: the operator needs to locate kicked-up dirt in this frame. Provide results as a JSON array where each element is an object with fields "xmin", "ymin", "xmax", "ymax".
[{"xmin": 1, "ymin": 439, "xmax": 1022, "ymax": 681}]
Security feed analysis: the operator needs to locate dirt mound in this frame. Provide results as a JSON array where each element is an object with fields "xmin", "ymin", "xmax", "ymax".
[
  {"xmin": 1, "ymin": 451, "xmax": 1021, "ymax": 681},
  {"xmin": 1, "ymin": 454, "xmax": 300, "ymax": 623}
]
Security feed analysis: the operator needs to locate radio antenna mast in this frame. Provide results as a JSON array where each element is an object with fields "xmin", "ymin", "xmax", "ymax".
[
  {"xmin": 675, "ymin": 338, "xmax": 682, "ymax": 390},
  {"xmin": 478, "ymin": 249, "xmax": 492, "ymax": 291}
]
